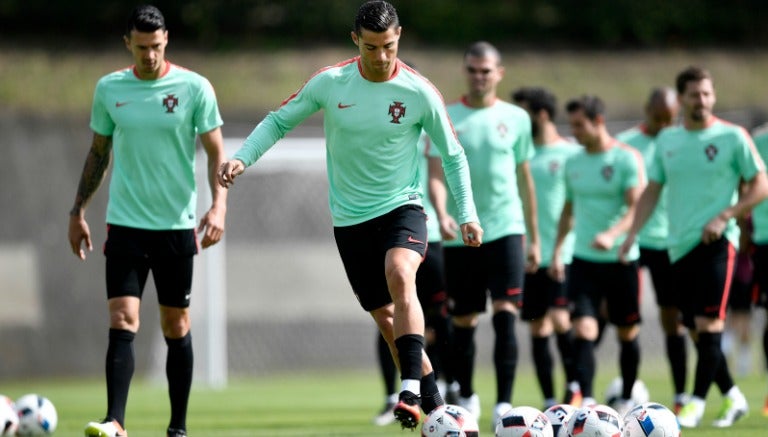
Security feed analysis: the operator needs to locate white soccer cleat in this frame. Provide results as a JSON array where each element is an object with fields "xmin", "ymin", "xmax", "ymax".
[
  {"xmin": 676, "ymin": 397, "xmax": 705, "ymax": 428},
  {"xmin": 84, "ymin": 419, "xmax": 127, "ymax": 437},
  {"xmin": 491, "ymin": 402, "xmax": 512, "ymax": 432},
  {"xmin": 457, "ymin": 393, "xmax": 481, "ymax": 420},
  {"xmin": 712, "ymin": 388, "xmax": 749, "ymax": 427}
]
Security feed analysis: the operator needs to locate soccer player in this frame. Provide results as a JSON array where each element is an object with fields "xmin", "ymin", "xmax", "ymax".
[
  {"xmin": 550, "ymin": 95, "xmax": 644, "ymax": 415},
  {"xmin": 434, "ymin": 41, "xmax": 540, "ymax": 430},
  {"xmin": 67, "ymin": 5, "xmax": 227, "ymax": 437},
  {"xmin": 218, "ymin": 1, "xmax": 482, "ymax": 430},
  {"xmin": 615, "ymin": 87, "xmax": 688, "ymax": 412},
  {"xmin": 512, "ymin": 86, "xmax": 582, "ymax": 410},
  {"xmin": 620, "ymin": 66, "xmax": 768, "ymax": 428}
]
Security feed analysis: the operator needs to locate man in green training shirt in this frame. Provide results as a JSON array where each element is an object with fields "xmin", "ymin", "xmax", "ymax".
[
  {"xmin": 68, "ymin": 5, "xmax": 227, "ymax": 437},
  {"xmin": 621, "ymin": 66, "xmax": 768, "ymax": 428},
  {"xmin": 217, "ymin": 1, "xmax": 482, "ymax": 430},
  {"xmin": 616, "ymin": 87, "xmax": 688, "ymax": 413}
]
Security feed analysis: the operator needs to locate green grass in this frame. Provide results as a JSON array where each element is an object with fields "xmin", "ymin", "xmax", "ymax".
[{"xmin": 2, "ymin": 365, "xmax": 766, "ymax": 436}]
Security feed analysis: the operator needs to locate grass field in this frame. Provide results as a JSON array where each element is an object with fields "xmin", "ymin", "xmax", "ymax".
[{"xmin": 2, "ymin": 364, "xmax": 766, "ymax": 436}]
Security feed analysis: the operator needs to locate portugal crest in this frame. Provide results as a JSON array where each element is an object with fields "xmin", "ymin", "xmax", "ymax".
[
  {"xmin": 163, "ymin": 94, "xmax": 179, "ymax": 113},
  {"xmin": 388, "ymin": 101, "xmax": 406, "ymax": 124},
  {"xmin": 705, "ymin": 144, "xmax": 718, "ymax": 161},
  {"xmin": 601, "ymin": 165, "xmax": 614, "ymax": 181}
]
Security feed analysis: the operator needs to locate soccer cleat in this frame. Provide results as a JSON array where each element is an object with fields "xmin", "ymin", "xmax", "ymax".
[
  {"xmin": 166, "ymin": 428, "xmax": 187, "ymax": 437},
  {"xmin": 712, "ymin": 390, "xmax": 749, "ymax": 427},
  {"xmin": 673, "ymin": 393, "xmax": 689, "ymax": 415},
  {"xmin": 84, "ymin": 419, "xmax": 127, "ymax": 437},
  {"xmin": 491, "ymin": 402, "xmax": 512, "ymax": 432},
  {"xmin": 676, "ymin": 398, "xmax": 704, "ymax": 428},
  {"xmin": 563, "ymin": 387, "xmax": 583, "ymax": 407},
  {"xmin": 393, "ymin": 391, "xmax": 421, "ymax": 430},
  {"xmin": 457, "ymin": 393, "xmax": 481, "ymax": 420},
  {"xmin": 581, "ymin": 396, "xmax": 597, "ymax": 408},
  {"xmin": 372, "ymin": 401, "xmax": 397, "ymax": 426}
]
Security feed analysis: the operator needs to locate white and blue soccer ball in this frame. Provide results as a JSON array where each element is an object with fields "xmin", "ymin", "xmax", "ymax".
[
  {"xmin": 622, "ymin": 402, "xmax": 680, "ymax": 437},
  {"xmin": 422, "ymin": 404, "xmax": 479, "ymax": 437},
  {"xmin": 604, "ymin": 377, "xmax": 650, "ymax": 409},
  {"xmin": 495, "ymin": 405, "xmax": 554, "ymax": 437},
  {"xmin": 0, "ymin": 395, "xmax": 18, "ymax": 436},
  {"xmin": 565, "ymin": 404, "xmax": 623, "ymax": 437},
  {"xmin": 15, "ymin": 394, "xmax": 57, "ymax": 436},
  {"xmin": 544, "ymin": 404, "xmax": 577, "ymax": 437}
]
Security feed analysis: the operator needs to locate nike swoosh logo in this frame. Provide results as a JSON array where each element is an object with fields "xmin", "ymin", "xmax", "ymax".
[
  {"xmin": 407, "ymin": 235, "xmax": 425, "ymax": 245},
  {"xmin": 337, "ymin": 102, "xmax": 355, "ymax": 109},
  {"xmin": 115, "ymin": 101, "xmax": 131, "ymax": 107}
]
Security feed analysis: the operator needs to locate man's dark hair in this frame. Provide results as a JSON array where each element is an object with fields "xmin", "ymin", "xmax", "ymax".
[
  {"xmin": 675, "ymin": 65, "xmax": 712, "ymax": 94},
  {"xmin": 565, "ymin": 95, "xmax": 605, "ymax": 121},
  {"xmin": 514, "ymin": 86, "xmax": 557, "ymax": 119},
  {"xmin": 125, "ymin": 4, "xmax": 166, "ymax": 36},
  {"xmin": 464, "ymin": 41, "xmax": 501, "ymax": 63},
  {"xmin": 354, "ymin": 1, "xmax": 399, "ymax": 34}
]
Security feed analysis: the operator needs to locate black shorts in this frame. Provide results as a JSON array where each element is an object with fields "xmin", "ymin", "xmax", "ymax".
[
  {"xmin": 104, "ymin": 224, "xmax": 197, "ymax": 308},
  {"xmin": 670, "ymin": 237, "xmax": 735, "ymax": 328},
  {"xmin": 750, "ymin": 244, "xmax": 768, "ymax": 310},
  {"xmin": 639, "ymin": 247, "xmax": 677, "ymax": 307},
  {"xmin": 417, "ymin": 242, "xmax": 447, "ymax": 313},
  {"xmin": 334, "ymin": 205, "xmax": 428, "ymax": 312},
  {"xmin": 521, "ymin": 265, "xmax": 570, "ymax": 321},
  {"xmin": 444, "ymin": 234, "xmax": 525, "ymax": 317},
  {"xmin": 568, "ymin": 257, "xmax": 641, "ymax": 327}
]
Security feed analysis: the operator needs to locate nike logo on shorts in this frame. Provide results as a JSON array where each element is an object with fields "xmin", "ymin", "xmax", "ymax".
[{"xmin": 407, "ymin": 235, "xmax": 425, "ymax": 245}]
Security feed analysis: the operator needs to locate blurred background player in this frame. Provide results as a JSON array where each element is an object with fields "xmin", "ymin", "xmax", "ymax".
[
  {"xmin": 68, "ymin": 5, "xmax": 228, "ymax": 437},
  {"xmin": 621, "ymin": 66, "xmax": 767, "ymax": 428},
  {"xmin": 615, "ymin": 87, "xmax": 688, "ymax": 412},
  {"xmin": 551, "ymin": 95, "xmax": 644, "ymax": 416},
  {"xmin": 512, "ymin": 86, "xmax": 582, "ymax": 409},
  {"xmin": 434, "ymin": 41, "xmax": 540, "ymax": 430},
  {"xmin": 217, "ymin": 1, "xmax": 483, "ymax": 430}
]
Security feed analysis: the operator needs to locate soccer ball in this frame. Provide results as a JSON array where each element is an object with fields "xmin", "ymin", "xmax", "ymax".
[
  {"xmin": 565, "ymin": 405, "xmax": 623, "ymax": 437},
  {"xmin": 0, "ymin": 395, "xmax": 18, "ymax": 436},
  {"xmin": 604, "ymin": 377, "xmax": 649, "ymax": 408},
  {"xmin": 622, "ymin": 403, "xmax": 680, "ymax": 437},
  {"xmin": 495, "ymin": 405, "xmax": 554, "ymax": 437},
  {"xmin": 422, "ymin": 404, "xmax": 480, "ymax": 437},
  {"xmin": 544, "ymin": 404, "xmax": 577, "ymax": 437},
  {"xmin": 15, "ymin": 394, "xmax": 57, "ymax": 436}
]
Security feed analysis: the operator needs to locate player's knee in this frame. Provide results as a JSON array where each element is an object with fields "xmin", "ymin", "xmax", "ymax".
[
  {"xmin": 160, "ymin": 308, "xmax": 190, "ymax": 338},
  {"xmin": 109, "ymin": 308, "xmax": 139, "ymax": 331}
]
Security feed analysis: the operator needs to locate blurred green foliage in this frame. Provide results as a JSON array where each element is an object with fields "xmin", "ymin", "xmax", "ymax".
[{"xmin": 3, "ymin": 0, "xmax": 768, "ymax": 49}]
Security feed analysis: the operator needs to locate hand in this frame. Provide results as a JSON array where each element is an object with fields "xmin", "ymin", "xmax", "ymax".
[
  {"xmin": 460, "ymin": 222, "xmax": 483, "ymax": 247},
  {"xmin": 525, "ymin": 240, "xmax": 541, "ymax": 273},
  {"xmin": 618, "ymin": 232, "xmax": 636, "ymax": 264},
  {"xmin": 591, "ymin": 231, "xmax": 615, "ymax": 251},
  {"xmin": 439, "ymin": 215, "xmax": 459, "ymax": 241},
  {"xmin": 702, "ymin": 214, "xmax": 727, "ymax": 244},
  {"xmin": 217, "ymin": 159, "xmax": 245, "ymax": 188},
  {"xmin": 197, "ymin": 206, "xmax": 226, "ymax": 248},
  {"xmin": 547, "ymin": 258, "xmax": 565, "ymax": 282},
  {"xmin": 68, "ymin": 214, "xmax": 92, "ymax": 260}
]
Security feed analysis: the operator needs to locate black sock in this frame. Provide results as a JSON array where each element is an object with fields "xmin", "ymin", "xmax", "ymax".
[
  {"xmin": 420, "ymin": 371, "xmax": 444, "ymax": 413},
  {"xmin": 620, "ymin": 338, "xmax": 640, "ymax": 399},
  {"xmin": 394, "ymin": 334, "xmax": 425, "ymax": 382},
  {"xmin": 693, "ymin": 332, "xmax": 722, "ymax": 399},
  {"xmin": 493, "ymin": 311, "xmax": 518, "ymax": 404},
  {"xmin": 556, "ymin": 329, "xmax": 577, "ymax": 383},
  {"xmin": 105, "ymin": 328, "xmax": 135, "ymax": 427},
  {"xmin": 665, "ymin": 334, "xmax": 687, "ymax": 395},
  {"xmin": 574, "ymin": 338, "xmax": 595, "ymax": 398},
  {"xmin": 377, "ymin": 333, "xmax": 397, "ymax": 397},
  {"xmin": 451, "ymin": 325, "xmax": 476, "ymax": 398},
  {"xmin": 532, "ymin": 336, "xmax": 554, "ymax": 399},
  {"xmin": 166, "ymin": 333, "xmax": 193, "ymax": 431}
]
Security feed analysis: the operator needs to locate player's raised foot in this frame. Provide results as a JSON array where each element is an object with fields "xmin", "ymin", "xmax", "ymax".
[
  {"xmin": 712, "ymin": 388, "xmax": 748, "ymax": 428},
  {"xmin": 166, "ymin": 428, "xmax": 187, "ymax": 437},
  {"xmin": 676, "ymin": 397, "xmax": 704, "ymax": 428},
  {"xmin": 491, "ymin": 402, "xmax": 512, "ymax": 432},
  {"xmin": 393, "ymin": 391, "xmax": 421, "ymax": 430},
  {"xmin": 372, "ymin": 399, "xmax": 397, "ymax": 426},
  {"xmin": 84, "ymin": 419, "xmax": 127, "ymax": 437},
  {"xmin": 457, "ymin": 393, "xmax": 481, "ymax": 420}
]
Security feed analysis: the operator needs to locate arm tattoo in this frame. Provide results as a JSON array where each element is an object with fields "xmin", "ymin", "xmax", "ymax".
[{"xmin": 70, "ymin": 134, "xmax": 113, "ymax": 216}]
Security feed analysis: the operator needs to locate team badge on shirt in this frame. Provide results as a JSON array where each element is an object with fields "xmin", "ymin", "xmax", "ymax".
[
  {"xmin": 548, "ymin": 160, "xmax": 561, "ymax": 175},
  {"xmin": 601, "ymin": 165, "xmax": 614, "ymax": 181},
  {"xmin": 388, "ymin": 101, "xmax": 406, "ymax": 124},
  {"xmin": 162, "ymin": 94, "xmax": 179, "ymax": 113},
  {"xmin": 497, "ymin": 122, "xmax": 508, "ymax": 138},
  {"xmin": 705, "ymin": 144, "xmax": 718, "ymax": 161}
]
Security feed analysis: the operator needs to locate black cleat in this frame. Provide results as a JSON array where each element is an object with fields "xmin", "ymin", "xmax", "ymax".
[
  {"xmin": 393, "ymin": 390, "xmax": 422, "ymax": 430},
  {"xmin": 167, "ymin": 428, "xmax": 187, "ymax": 437}
]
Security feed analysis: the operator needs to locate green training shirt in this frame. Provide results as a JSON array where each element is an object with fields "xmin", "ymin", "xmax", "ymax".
[
  {"xmin": 530, "ymin": 139, "xmax": 581, "ymax": 267},
  {"xmin": 234, "ymin": 58, "xmax": 478, "ymax": 227},
  {"xmin": 649, "ymin": 118, "xmax": 764, "ymax": 261},
  {"xmin": 565, "ymin": 141, "xmax": 643, "ymax": 262},
  {"xmin": 745, "ymin": 125, "xmax": 768, "ymax": 244},
  {"xmin": 90, "ymin": 62, "xmax": 223, "ymax": 230},
  {"xmin": 418, "ymin": 135, "xmax": 441, "ymax": 243},
  {"xmin": 616, "ymin": 125, "xmax": 669, "ymax": 250},
  {"xmin": 442, "ymin": 98, "xmax": 533, "ymax": 246}
]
